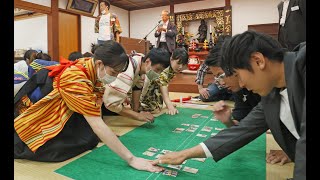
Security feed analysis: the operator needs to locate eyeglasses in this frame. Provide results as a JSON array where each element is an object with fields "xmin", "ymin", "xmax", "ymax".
[{"xmin": 214, "ymin": 73, "xmax": 225, "ymax": 84}]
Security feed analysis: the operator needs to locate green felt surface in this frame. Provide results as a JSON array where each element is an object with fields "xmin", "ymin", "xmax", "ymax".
[{"xmin": 55, "ymin": 107, "xmax": 266, "ymax": 180}]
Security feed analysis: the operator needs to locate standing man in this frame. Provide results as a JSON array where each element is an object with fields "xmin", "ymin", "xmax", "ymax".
[
  {"xmin": 95, "ymin": 0, "xmax": 122, "ymax": 44},
  {"xmin": 155, "ymin": 10, "xmax": 177, "ymax": 54},
  {"xmin": 278, "ymin": 0, "xmax": 306, "ymax": 51}
]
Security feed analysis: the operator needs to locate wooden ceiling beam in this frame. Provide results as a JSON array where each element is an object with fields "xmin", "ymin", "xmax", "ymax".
[{"xmin": 14, "ymin": 0, "xmax": 51, "ymax": 14}]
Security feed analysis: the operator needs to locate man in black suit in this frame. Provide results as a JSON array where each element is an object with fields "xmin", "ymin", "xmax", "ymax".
[
  {"xmin": 152, "ymin": 31, "xmax": 306, "ymax": 180},
  {"xmin": 278, "ymin": 0, "xmax": 306, "ymax": 51},
  {"xmin": 155, "ymin": 10, "xmax": 177, "ymax": 54}
]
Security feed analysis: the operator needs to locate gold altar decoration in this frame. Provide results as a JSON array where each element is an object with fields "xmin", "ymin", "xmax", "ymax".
[{"xmin": 175, "ymin": 7, "xmax": 232, "ymax": 44}]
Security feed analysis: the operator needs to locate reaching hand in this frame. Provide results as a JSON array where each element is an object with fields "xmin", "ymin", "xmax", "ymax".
[
  {"xmin": 128, "ymin": 156, "xmax": 164, "ymax": 172},
  {"xmin": 266, "ymin": 150, "xmax": 292, "ymax": 165},
  {"xmin": 137, "ymin": 111, "xmax": 155, "ymax": 123},
  {"xmin": 212, "ymin": 101, "xmax": 232, "ymax": 125},
  {"xmin": 152, "ymin": 151, "xmax": 185, "ymax": 165},
  {"xmin": 166, "ymin": 106, "xmax": 179, "ymax": 115},
  {"xmin": 199, "ymin": 88, "xmax": 210, "ymax": 99}
]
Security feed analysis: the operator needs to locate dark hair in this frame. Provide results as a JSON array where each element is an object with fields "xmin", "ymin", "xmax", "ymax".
[
  {"xmin": 100, "ymin": 0, "xmax": 110, "ymax": 10},
  {"xmin": 143, "ymin": 48, "xmax": 170, "ymax": 68},
  {"xmin": 36, "ymin": 53, "xmax": 51, "ymax": 61},
  {"xmin": 94, "ymin": 40, "xmax": 129, "ymax": 72},
  {"xmin": 204, "ymin": 35, "xmax": 231, "ymax": 67},
  {"xmin": 83, "ymin": 52, "xmax": 94, "ymax": 57},
  {"xmin": 23, "ymin": 50, "xmax": 38, "ymax": 61},
  {"xmin": 221, "ymin": 30, "xmax": 285, "ymax": 76},
  {"xmin": 171, "ymin": 48, "xmax": 189, "ymax": 65},
  {"xmin": 68, "ymin": 51, "xmax": 84, "ymax": 61},
  {"xmin": 91, "ymin": 43, "xmax": 99, "ymax": 54}
]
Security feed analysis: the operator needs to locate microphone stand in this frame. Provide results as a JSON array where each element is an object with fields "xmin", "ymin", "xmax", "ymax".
[{"xmin": 139, "ymin": 20, "xmax": 161, "ymax": 55}]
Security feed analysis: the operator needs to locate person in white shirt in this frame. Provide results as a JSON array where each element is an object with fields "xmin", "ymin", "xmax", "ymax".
[
  {"xmin": 155, "ymin": 10, "xmax": 177, "ymax": 54},
  {"xmin": 95, "ymin": 0, "xmax": 122, "ymax": 44}
]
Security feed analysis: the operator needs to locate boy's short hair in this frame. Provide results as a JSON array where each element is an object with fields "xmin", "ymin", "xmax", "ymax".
[
  {"xmin": 100, "ymin": 0, "xmax": 111, "ymax": 10},
  {"xmin": 143, "ymin": 48, "xmax": 170, "ymax": 68},
  {"xmin": 171, "ymin": 48, "xmax": 189, "ymax": 65}
]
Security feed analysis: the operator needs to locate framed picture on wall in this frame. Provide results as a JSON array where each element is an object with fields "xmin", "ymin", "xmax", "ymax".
[{"xmin": 66, "ymin": 0, "xmax": 98, "ymax": 16}]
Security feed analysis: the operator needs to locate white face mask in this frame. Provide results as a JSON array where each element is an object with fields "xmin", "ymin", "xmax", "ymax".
[
  {"xmin": 146, "ymin": 69, "xmax": 159, "ymax": 81},
  {"xmin": 101, "ymin": 10, "xmax": 106, "ymax": 14},
  {"xmin": 97, "ymin": 66, "xmax": 117, "ymax": 85}
]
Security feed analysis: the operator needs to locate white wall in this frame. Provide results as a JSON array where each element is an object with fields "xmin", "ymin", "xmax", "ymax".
[
  {"xmin": 130, "ymin": 0, "xmax": 279, "ymax": 46},
  {"xmin": 231, "ymin": 0, "xmax": 279, "ymax": 35},
  {"xmin": 14, "ymin": 15, "xmax": 48, "ymax": 53}
]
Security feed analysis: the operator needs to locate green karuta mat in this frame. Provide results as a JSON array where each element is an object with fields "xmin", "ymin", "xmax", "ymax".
[{"xmin": 55, "ymin": 107, "xmax": 266, "ymax": 180}]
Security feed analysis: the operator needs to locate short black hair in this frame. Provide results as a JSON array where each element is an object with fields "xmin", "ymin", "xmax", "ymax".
[
  {"xmin": 91, "ymin": 43, "xmax": 98, "ymax": 54},
  {"xmin": 143, "ymin": 48, "xmax": 170, "ymax": 68},
  {"xmin": 94, "ymin": 40, "xmax": 129, "ymax": 72},
  {"xmin": 221, "ymin": 30, "xmax": 286, "ymax": 76},
  {"xmin": 171, "ymin": 48, "xmax": 189, "ymax": 65},
  {"xmin": 68, "ymin": 51, "xmax": 84, "ymax": 61},
  {"xmin": 23, "ymin": 50, "xmax": 38, "ymax": 61},
  {"xmin": 36, "ymin": 53, "xmax": 51, "ymax": 61},
  {"xmin": 204, "ymin": 35, "xmax": 231, "ymax": 67},
  {"xmin": 83, "ymin": 52, "xmax": 94, "ymax": 57},
  {"xmin": 100, "ymin": 0, "xmax": 110, "ymax": 10}
]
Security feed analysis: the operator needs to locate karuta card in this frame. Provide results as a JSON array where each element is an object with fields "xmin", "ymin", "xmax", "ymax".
[
  {"xmin": 200, "ymin": 116, "xmax": 208, "ymax": 118},
  {"xmin": 161, "ymin": 149, "xmax": 172, "ymax": 154},
  {"xmin": 183, "ymin": 166, "xmax": 199, "ymax": 174},
  {"xmin": 191, "ymin": 124, "xmax": 199, "ymax": 128},
  {"xmin": 181, "ymin": 123, "xmax": 190, "ymax": 126},
  {"xmin": 215, "ymin": 127, "xmax": 225, "ymax": 131},
  {"xmin": 162, "ymin": 169, "xmax": 178, "ymax": 177},
  {"xmin": 210, "ymin": 118, "xmax": 218, "ymax": 121},
  {"xmin": 211, "ymin": 133, "xmax": 217, "ymax": 137},
  {"xmin": 182, "ymin": 160, "xmax": 187, "ymax": 164},
  {"xmin": 167, "ymin": 164, "xmax": 182, "ymax": 170},
  {"xmin": 196, "ymin": 133, "xmax": 207, "ymax": 138},
  {"xmin": 148, "ymin": 147, "xmax": 160, "ymax": 152},
  {"xmin": 155, "ymin": 154, "xmax": 164, "ymax": 158},
  {"xmin": 191, "ymin": 158, "xmax": 206, "ymax": 162},
  {"xmin": 201, "ymin": 128, "xmax": 211, "ymax": 132},
  {"xmin": 143, "ymin": 151, "xmax": 155, "ymax": 157},
  {"xmin": 186, "ymin": 128, "xmax": 195, "ymax": 132}
]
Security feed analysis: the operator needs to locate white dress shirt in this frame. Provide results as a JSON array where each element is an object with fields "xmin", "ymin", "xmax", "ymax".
[
  {"xmin": 280, "ymin": 0, "xmax": 290, "ymax": 26},
  {"xmin": 160, "ymin": 20, "xmax": 169, "ymax": 42},
  {"xmin": 279, "ymin": 88, "xmax": 300, "ymax": 139}
]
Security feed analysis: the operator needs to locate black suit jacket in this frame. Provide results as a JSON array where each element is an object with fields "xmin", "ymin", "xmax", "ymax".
[
  {"xmin": 155, "ymin": 21, "xmax": 177, "ymax": 53},
  {"xmin": 204, "ymin": 42, "xmax": 306, "ymax": 180},
  {"xmin": 278, "ymin": 0, "xmax": 306, "ymax": 51}
]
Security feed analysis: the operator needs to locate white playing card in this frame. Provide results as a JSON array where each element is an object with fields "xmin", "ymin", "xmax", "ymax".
[
  {"xmin": 182, "ymin": 160, "xmax": 187, "ymax": 164},
  {"xmin": 155, "ymin": 154, "xmax": 164, "ymax": 159},
  {"xmin": 200, "ymin": 116, "xmax": 208, "ymax": 118},
  {"xmin": 148, "ymin": 147, "xmax": 160, "ymax": 152},
  {"xmin": 215, "ymin": 127, "xmax": 224, "ymax": 131},
  {"xmin": 143, "ymin": 151, "xmax": 155, "ymax": 157},
  {"xmin": 167, "ymin": 164, "xmax": 182, "ymax": 170},
  {"xmin": 211, "ymin": 133, "xmax": 217, "ymax": 137},
  {"xmin": 183, "ymin": 166, "xmax": 198, "ymax": 174},
  {"xmin": 191, "ymin": 158, "xmax": 206, "ymax": 162},
  {"xmin": 196, "ymin": 133, "xmax": 207, "ymax": 138},
  {"xmin": 161, "ymin": 150, "xmax": 172, "ymax": 154},
  {"xmin": 181, "ymin": 123, "xmax": 190, "ymax": 126},
  {"xmin": 190, "ymin": 124, "xmax": 199, "ymax": 128},
  {"xmin": 210, "ymin": 118, "xmax": 218, "ymax": 121},
  {"xmin": 186, "ymin": 128, "xmax": 195, "ymax": 132}
]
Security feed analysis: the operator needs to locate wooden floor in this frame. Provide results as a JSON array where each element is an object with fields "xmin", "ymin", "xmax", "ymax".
[{"xmin": 14, "ymin": 92, "xmax": 294, "ymax": 180}]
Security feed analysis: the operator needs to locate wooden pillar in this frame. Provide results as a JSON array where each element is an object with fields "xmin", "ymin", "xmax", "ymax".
[
  {"xmin": 170, "ymin": 0, "xmax": 174, "ymax": 14},
  {"xmin": 48, "ymin": 0, "xmax": 59, "ymax": 61},
  {"xmin": 225, "ymin": 0, "xmax": 231, "ymax": 7},
  {"xmin": 128, "ymin": 11, "xmax": 130, "ymax": 38}
]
